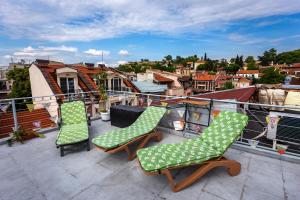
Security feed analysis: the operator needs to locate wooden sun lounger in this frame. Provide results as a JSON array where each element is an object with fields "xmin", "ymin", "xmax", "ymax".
[
  {"xmin": 95, "ymin": 130, "xmax": 162, "ymax": 161},
  {"xmin": 138, "ymin": 156, "xmax": 241, "ymax": 192}
]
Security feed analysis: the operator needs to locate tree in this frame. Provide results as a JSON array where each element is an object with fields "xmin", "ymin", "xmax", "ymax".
[
  {"xmin": 247, "ymin": 62, "xmax": 258, "ymax": 70},
  {"xmin": 219, "ymin": 59, "xmax": 228, "ymax": 68},
  {"xmin": 234, "ymin": 54, "xmax": 243, "ymax": 68},
  {"xmin": 224, "ymin": 63, "xmax": 240, "ymax": 74},
  {"xmin": 221, "ymin": 82, "xmax": 234, "ymax": 90},
  {"xmin": 245, "ymin": 56, "xmax": 255, "ymax": 63},
  {"xmin": 164, "ymin": 55, "xmax": 173, "ymax": 67},
  {"xmin": 277, "ymin": 49, "xmax": 300, "ymax": 64},
  {"xmin": 7, "ymin": 68, "xmax": 31, "ymax": 98},
  {"xmin": 258, "ymin": 48, "xmax": 277, "ymax": 66},
  {"xmin": 259, "ymin": 67, "xmax": 285, "ymax": 84}
]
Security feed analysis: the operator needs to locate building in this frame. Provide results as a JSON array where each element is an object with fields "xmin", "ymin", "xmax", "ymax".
[
  {"xmin": 279, "ymin": 63, "xmax": 300, "ymax": 76},
  {"xmin": 236, "ymin": 70, "xmax": 259, "ymax": 79},
  {"xmin": 136, "ymin": 69, "xmax": 185, "ymax": 96},
  {"xmin": 193, "ymin": 73, "xmax": 231, "ymax": 93},
  {"xmin": 186, "ymin": 59, "xmax": 205, "ymax": 70},
  {"xmin": 232, "ymin": 76, "xmax": 252, "ymax": 88},
  {"xmin": 0, "ymin": 67, "xmax": 11, "ymax": 99},
  {"xmin": 29, "ymin": 59, "xmax": 139, "ymax": 117}
]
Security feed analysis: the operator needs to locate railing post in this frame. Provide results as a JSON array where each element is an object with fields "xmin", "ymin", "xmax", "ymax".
[
  {"xmin": 147, "ymin": 95, "xmax": 150, "ymax": 107},
  {"xmin": 11, "ymin": 99, "xmax": 19, "ymax": 131}
]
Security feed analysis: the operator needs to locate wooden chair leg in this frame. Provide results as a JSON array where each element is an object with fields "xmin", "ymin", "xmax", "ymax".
[
  {"xmin": 161, "ymin": 158, "xmax": 241, "ymax": 192},
  {"xmin": 127, "ymin": 131, "xmax": 163, "ymax": 161}
]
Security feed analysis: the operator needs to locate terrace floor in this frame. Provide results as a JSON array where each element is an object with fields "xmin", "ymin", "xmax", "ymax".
[{"xmin": 0, "ymin": 119, "xmax": 300, "ymax": 200}]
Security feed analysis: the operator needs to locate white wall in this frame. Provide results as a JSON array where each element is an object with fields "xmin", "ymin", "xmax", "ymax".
[{"xmin": 29, "ymin": 64, "xmax": 58, "ymax": 118}]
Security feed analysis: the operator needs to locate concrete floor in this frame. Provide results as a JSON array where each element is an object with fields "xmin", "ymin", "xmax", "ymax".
[{"xmin": 0, "ymin": 119, "xmax": 300, "ymax": 200}]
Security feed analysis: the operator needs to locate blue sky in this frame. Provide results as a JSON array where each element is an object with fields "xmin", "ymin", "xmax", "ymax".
[{"xmin": 0, "ymin": 0, "xmax": 300, "ymax": 66}]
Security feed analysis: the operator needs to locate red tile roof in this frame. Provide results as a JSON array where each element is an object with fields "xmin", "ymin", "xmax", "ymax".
[
  {"xmin": 0, "ymin": 108, "xmax": 56, "ymax": 139},
  {"xmin": 34, "ymin": 60, "xmax": 140, "ymax": 95},
  {"xmin": 194, "ymin": 74, "xmax": 216, "ymax": 81},
  {"xmin": 236, "ymin": 70, "xmax": 259, "ymax": 74},
  {"xmin": 154, "ymin": 73, "xmax": 174, "ymax": 83},
  {"xmin": 193, "ymin": 86, "xmax": 256, "ymax": 102}
]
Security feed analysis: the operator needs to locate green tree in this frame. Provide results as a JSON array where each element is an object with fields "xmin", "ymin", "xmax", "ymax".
[
  {"xmin": 224, "ymin": 63, "xmax": 240, "ymax": 74},
  {"xmin": 7, "ymin": 68, "xmax": 32, "ymax": 98},
  {"xmin": 245, "ymin": 56, "xmax": 255, "ymax": 63},
  {"xmin": 247, "ymin": 62, "xmax": 258, "ymax": 70},
  {"xmin": 259, "ymin": 67, "xmax": 285, "ymax": 84},
  {"xmin": 277, "ymin": 49, "xmax": 300, "ymax": 64},
  {"xmin": 258, "ymin": 48, "xmax": 277, "ymax": 66},
  {"xmin": 219, "ymin": 59, "xmax": 228, "ymax": 68},
  {"xmin": 221, "ymin": 82, "xmax": 234, "ymax": 90},
  {"xmin": 163, "ymin": 55, "xmax": 173, "ymax": 67}
]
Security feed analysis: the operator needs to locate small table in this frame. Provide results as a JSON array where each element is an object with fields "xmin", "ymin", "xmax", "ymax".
[{"xmin": 110, "ymin": 105, "xmax": 145, "ymax": 128}]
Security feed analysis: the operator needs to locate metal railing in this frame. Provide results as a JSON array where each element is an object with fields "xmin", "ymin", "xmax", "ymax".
[{"xmin": 1, "ymin": 90, "xmax": 300, "ymax": 159}]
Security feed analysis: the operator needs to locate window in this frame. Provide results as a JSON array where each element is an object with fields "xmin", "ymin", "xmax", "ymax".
[
  {"xmin": 60, "ymin": 77, "xmax": 75, "ymax": 94},
  {"xmin": 111, "ymin": 78, "xmax": 121, "ymax": 91}
]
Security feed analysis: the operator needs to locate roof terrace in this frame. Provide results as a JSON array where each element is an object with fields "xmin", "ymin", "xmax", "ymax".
[
  {"xmin": 1, "ymin": 119, "xmax": 299, "ymax": 200},
  {"xmin": 1, "ymin": 90, "xmax": 300, "ymax": 200}
]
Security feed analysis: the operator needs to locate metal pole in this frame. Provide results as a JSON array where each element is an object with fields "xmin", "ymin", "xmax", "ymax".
[{"xmin": 12, "ymin": 99, "xmax": 18, "ymax": 131}]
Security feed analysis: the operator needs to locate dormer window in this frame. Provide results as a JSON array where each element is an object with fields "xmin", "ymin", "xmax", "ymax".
[
  {"xmin": 60, "ymin": 77, "xmax": 75, "ymax": 94},
  {"xmin": 111, "ymin": 77, "xmax": 121, "ymax": 91}
]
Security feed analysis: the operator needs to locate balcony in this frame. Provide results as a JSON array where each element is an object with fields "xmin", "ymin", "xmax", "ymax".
[{"xmin": 0, "ymin": 91, "xmax": 300, "ymax": 199}]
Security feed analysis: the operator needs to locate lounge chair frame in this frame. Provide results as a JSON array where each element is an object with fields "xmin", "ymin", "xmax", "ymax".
[
  {"xmin": 56, "ymin": 100, "xmax": 91, "ymax": 157},
  {"xmin": 138, "ymin": 156, "xmax": 241, "ymax": 192},
  {"xmin": 95, "ymin": 129, "xmax": 162, "ymax": 161}
]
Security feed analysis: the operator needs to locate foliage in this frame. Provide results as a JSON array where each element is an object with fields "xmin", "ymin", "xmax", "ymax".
[
  {"xmin": 204, "ymin": 52, "xmax": 207, "ymax": 61},
  {"xmin": 196, "ymin": 59, "xmax": 218, "ymax": 71},
  {"xmin": 245, "ymin": 56, "xmax": 255, "ymax": 63},
  {"xmin": 152, "ymin": 63, "xmax": 176, "ymax": 72},
  {"xmin": 277, "ymin": 49, "xmax": 300, "ymax": 64},
  {"xmin": 208, "ymin": 71, "xmax": 216, "ymax": 75},
  {"xmin": 247, "ymin": 62, "xmax": 258, "ymax": 70},
  {"xmin": 224, "ymin": 63, "xmax": 240, "ymax": 74},
  {"xmin": 219, "ymin": 59, "xmax": 228, "ymax": 68},
  {"xmin": 95, "ymin": 71, "xmax": 108, "ymax": 101},
  {"xmin": 258, "ymin": 48, "xmax": 277, "ymax": 66},
  {"xmin": 259, "ymin": 67, "xmax": 286, "ymax": 84},
  {"xmin": 117, "ymin": 63, "xmax": 149, "ymax": 73},
  {"xmin": 8, "ymin": 129, "xmax": 44, "ymax": 146},
  {"xmin": 221, "ymin": 82, "xmax": 234, "ymax": 90},
  {"xmin": 6, "ymin": 68, "xmax": 32, "ymax": 98},
  {"xmin": 185, "ymin": 55, "xmax": 198, "ymax": 63}
]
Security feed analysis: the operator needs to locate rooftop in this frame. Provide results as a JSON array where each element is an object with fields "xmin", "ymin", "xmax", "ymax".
[
  {"xmin": 236, "ymin": 70, "xmax": 259, "ymax": 74},
  {"xmin": 132, "ymin": 80, "xmax": 168, "ymax": 93},
  {"xmin": 192, "ymin": 86, "xmax": 256, "ymax": 102},
  {"xmin": 1, "ymin": 119, "xmax": 299, "ymax": 200}
]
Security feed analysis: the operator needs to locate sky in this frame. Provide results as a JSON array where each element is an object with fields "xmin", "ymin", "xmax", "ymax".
[{"xmin": 0, "ymin": 0, "xmax": 300, "ymax": 66}]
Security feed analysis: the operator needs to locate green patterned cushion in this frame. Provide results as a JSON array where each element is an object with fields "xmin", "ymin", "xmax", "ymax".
[
  {"xmin": 56, "ymin": 101, "xmax": 89, "ymax": 145},
  {"xmin": 92, "ymin": 106, "xmax": 166, "ymax": 149},
  {"xmin": 56, "ymin": 123, "xmax": 88, "ymax": 145},
  {"xmin": 137, "ymin": 111, "xmax": 248, "ymax": 172},
  {"xmin": 61, "ymin": 101, "xmax": 87, "ymax": 125}
]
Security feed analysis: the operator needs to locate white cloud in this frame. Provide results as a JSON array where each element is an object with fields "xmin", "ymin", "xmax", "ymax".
[
  {"xmin": 0, "ymin": 0, "xmax": 299, "ymax": 41},
  {"xmin": 84, "ymin": 49, "xmax": 110, "ymax": 56},
  {"xmin": 5, "ymin": 45, "xmax": 78, "ymax": 60},
  {"xmin": 118, "ymin": 50, "xmax": 129, "ymax": 56},
  {"xmin": 41, "ymin": 45, "xmax": 78, "ymax": 52},
  {"xmin": 117, "ymin": 60, "xmax": 127, "ymax": 65}
]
